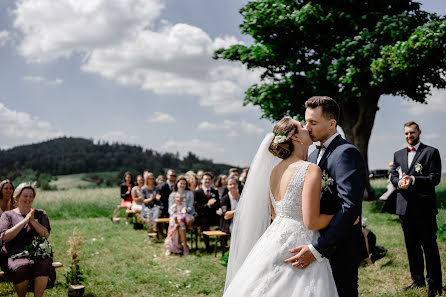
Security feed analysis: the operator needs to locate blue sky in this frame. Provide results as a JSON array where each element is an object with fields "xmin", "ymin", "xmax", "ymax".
[{"xmin": 0, "ymin": 0, "xmax": 445, "ymax": 170}]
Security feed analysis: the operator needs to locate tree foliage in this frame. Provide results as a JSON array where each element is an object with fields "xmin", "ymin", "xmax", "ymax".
[
  {"xmin": 0, "ymin": 137, "xmax": 236, "ymax": 182},
  {"xmin": 214, "ymin": 0, "xmax": 446, "ymax": 198}
]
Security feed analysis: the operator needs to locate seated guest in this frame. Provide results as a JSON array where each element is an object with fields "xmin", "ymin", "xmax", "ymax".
[
  {"xmin": 156, "ymin": 175, "xmax": 165, "ymax": 186},
  {"xmin": 220, "ymin": 176, "xmax": 240, "ymax": 234},
  {"xmin": 164, "ymin": 193, "xmax": 194, "ymax": 256},
  {"xmin": 239, "ymin": 168, "xmax": 249, "ymax": 187},
  {"xmin": 141, "ymin": 173, "xmax": 160, "ymax": 232},
  {"xmin": 194, "ymin": 172, "xmax": 220, "ymax": 251},
  {"xmin": 0, "ymin": 180, "xmax": 15, "ymax": 216},
  {"xmin": 215, "ymin": 174, "xmax": 228, "ymax": 200},
  {"xmin": 168, "ymin": 176, "xmax": 195, "ymax": 221},
  {"xmin": 131, "ymin": 175, "xmax": 144, "ymax": 213},
  {"xmin": 186, "ymin": 173, "xmax": 199, "ymax": 192},
  {"xmin": 157, "ymin": 169, "xmax": 176, "ymax": 218},
  {"xmin": 0, "ymin": 183, "xmax": 52, "ymax": 297},
  {"xmin": 196, "ymin": 170, "xmax": 204, "ymax": 186},
  {"xmin": 120, "ymin": 172, "xmax": 134, "ymax": 224}
]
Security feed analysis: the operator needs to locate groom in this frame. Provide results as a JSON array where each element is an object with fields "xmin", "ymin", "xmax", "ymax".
[{"xmin": 285, "ymin": 96, "xmax": 366, "ymax": 297}]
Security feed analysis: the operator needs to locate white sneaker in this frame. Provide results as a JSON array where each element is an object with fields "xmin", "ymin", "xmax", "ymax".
[{"xmin": 165, "ymin": 250, "xmax": 171, "ymax": 256}]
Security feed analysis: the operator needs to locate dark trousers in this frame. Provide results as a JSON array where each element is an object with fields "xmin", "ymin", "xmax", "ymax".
[
  {"xmin": 330, "ymin": 257, "xmax": 359, "ymax": 297},
  {"xmin": 400, "ymin": 215, "xmax": 442, "ymax": 287}
]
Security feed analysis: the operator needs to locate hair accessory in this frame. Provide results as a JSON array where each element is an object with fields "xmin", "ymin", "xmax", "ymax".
[{"xmin": 273, "ymin": 132, "xmax": 286, "ymax": 144}]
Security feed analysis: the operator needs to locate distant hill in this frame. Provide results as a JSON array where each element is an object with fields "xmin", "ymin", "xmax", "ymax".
[{"xmin": 0, "ymin": 137, "xmax": 237, "ymax": 179}]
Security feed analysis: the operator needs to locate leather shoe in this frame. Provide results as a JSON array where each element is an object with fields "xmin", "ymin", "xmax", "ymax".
[
  {"xmin": 404, "ymin": 281, "xmax": 425, "ymax": 291},
  {"xmin": 427, "ymin": 285, "xmax": 442, "ymax": 297}
]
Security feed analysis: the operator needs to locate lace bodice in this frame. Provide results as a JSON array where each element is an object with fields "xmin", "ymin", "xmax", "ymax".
[{"xmin": 270, "ymin": 161, "xmax": 310, "ymax": 221}]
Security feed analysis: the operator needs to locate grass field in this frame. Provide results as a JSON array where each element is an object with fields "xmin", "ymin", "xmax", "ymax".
[{"xmin": 0, "ymin": 176, "xmax": 444, "ymax": 296}]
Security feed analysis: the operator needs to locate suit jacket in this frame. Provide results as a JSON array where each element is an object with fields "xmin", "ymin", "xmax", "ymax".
[
  {"xmin": 390, "ymin": 143, "xmax": 441, "ymax": 217},
  {"xmin": 194, "ymin": 188, "xmax": 221, "ymax": 224},
  {"xmin": 220, "ymin": 194, "xmax": 232, "ymax": 233},
  {"xmin": 157, "ymin": 182, "xmax": 174, "ymax": 216},
  {"xmin": 308, "ymin": 135, "xmax": 366, "ymax": 261}
]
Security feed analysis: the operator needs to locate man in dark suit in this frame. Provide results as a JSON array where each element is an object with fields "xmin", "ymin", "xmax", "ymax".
[
  {"xmin": 157, "ymin": 169, "xmax": 176, "ymax": 218},
  {"xmin": 390, "ymin": 121, "xmax": 442, "ymax": 297},
  {"xmin": 286, "ymin": 96, "xmax": 366, "ymax": 297},
  {"xmin": 194, "ymin": 171, "xmax": 220, "ymax": 251}
]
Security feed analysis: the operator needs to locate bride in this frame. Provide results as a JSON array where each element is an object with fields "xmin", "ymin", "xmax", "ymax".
[{"xmin": 223, "ymin": 118, "xmax": 338, "ymax": 296}]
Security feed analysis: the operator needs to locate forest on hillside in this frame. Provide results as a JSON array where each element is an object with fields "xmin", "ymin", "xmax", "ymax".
[{"xmin": 0, "ymin": 137, "xmax": 236, "ymax": 185}]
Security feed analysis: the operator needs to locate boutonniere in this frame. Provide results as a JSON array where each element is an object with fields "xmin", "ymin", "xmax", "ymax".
[
  {"xmin": 415, "ymin": 163, "xmax": 422, "ymax": 173},
  {"xmin": 210, "ymin": 193, "xmax": 215, "ymax": 198},
  {"xmin": 273, "ymin": 132, "xmax": 286, "ymax": 144},
  {"xmin": 321, "ymin": 171, "xmax": 334, "ymax": 194}
]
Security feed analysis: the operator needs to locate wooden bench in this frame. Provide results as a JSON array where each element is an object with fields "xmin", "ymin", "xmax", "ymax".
[{"xmin": 202, "ymin": 230, "xmax": 229, "ymax": 257}]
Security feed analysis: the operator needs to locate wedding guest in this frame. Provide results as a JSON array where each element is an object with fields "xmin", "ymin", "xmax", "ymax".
[
  {"xmin": 131, "ymin": 175, "xmax": 144, "ymax": 213},
  {"xmin": 168, "ymin": 176, "xmax": 195, "ymax": 222},
  {"xmin": 220, "ymin": 176, "xmax": 240, "ymax": 234},
  {"xmin": 194, "ymin": 172, "xmax": 220, "ymax": 251},
  {"xmin": 186, "ymin": 172, "xmax": 199, "ymax": 192},
  {"xmin": 0, "ymin": 183, "xmax": 52, "ymax": 297},
  {"xmin": 390, "ymin": 121, "xmax": 442, "ymax": 297},
  {"xmin": 222, "ymin": 168, "xmax": 244, "ymax": 196},
  {"xmin": 143, "ymin": 169, "xmax": 151, "ymax": 181},
  {"xmin": 380, "ymin": 161, "xmax": 397, "ymax": 214},
  {"xmin": 164, "ymin": 193, "xmax": 194, "ymax": 256},
  {"xmin": 156, "ymin": 175, "xmax": 165, "ymax": 186},
  {"xmin": 240, "ymin": 168, "xmax": 249, "ymax": 186},
  {"xmin": 120, "ymin": 172, "xmax": 134, "ymax": 224},
  {"xmin": 197, "ymin": 170, "xmax": 204, "ymax": 183},
  {"xmin": 0, "ymin": 180, "xmax": 15, "ymax": 216},
  {"xmin": 158, "ymin": 169, "xmax": 176, "ymax": 218},
  {"xmin": 215, "ymin": 174, "xmax": 228, "ymax": 200},
  {"xmin": 141, "ymin": 173, "xmax": 160, "ymax": 232}
]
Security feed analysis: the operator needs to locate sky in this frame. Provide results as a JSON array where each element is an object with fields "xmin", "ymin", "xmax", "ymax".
[{"xmin": 0, "ymin": 0, "xmax": 445, "ymax": 171}]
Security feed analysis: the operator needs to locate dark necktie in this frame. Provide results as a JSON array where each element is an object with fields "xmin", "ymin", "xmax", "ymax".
[
  {"xmin": 316, "ymin": 144, "xmax": 325, "ymax": 150},
  {"xmin": 407, "ymin": 147, "xmax": 416, "ymax": 152},
  {"xmin": 206, "ymin": 189, "xmax": 210, "ymax": 199}
]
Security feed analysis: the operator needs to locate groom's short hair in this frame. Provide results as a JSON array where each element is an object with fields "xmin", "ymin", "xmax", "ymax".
[
  {"xmin": 305, "ymin": 96, "xmax": 339, "ymax": 122},
  {"xmin": 404, "ymin": 121, "xmax": 420, "ymax": 130}
]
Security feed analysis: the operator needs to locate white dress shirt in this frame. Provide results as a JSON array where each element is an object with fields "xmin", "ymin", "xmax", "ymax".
[
  {"xmin": 316, "ymin": 132, "xmax": 340, "ymax": 165},
  {"xmin": 408, "ymin": 142, "xmax": 420, "ymax": 168},
  {"xmin": 310, "ymin": 132, "xmax": 340, "ymax": 261},
  {"xmin": 398, "ymin": 141, "xmax": 420, "ymax": 188}
]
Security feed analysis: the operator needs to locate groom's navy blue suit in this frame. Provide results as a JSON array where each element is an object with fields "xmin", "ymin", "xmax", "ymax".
[{"xmin": 309, "ymin": 134, "xmax": 366, "ymax": 297}]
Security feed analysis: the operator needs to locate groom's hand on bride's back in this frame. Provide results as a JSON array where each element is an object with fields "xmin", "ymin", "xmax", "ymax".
[{"xmin": 284, "ymin": 245, "xmax": 316, "ymax": 270}]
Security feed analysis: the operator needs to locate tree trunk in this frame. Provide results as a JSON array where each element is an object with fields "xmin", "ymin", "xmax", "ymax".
[{"xmin": 340, "ymin": 95, "xmax": 380, "ymax": 201}]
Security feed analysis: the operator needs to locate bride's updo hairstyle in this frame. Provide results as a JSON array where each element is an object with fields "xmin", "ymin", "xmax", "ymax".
[{"xmin": 268, "ymin": 118, "xmax": 299, "ymax": 159}]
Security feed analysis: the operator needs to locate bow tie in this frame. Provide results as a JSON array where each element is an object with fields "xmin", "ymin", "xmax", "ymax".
[
  {"xmin": 316, "ymin": 144, "xmax": 325, "ymax": 150},
  {"xmin": 407, "ymin": 147, "xmax": 416, "ymax": 152}
]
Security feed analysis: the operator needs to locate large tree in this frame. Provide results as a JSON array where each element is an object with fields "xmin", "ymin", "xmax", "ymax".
[{"xmin": 214, "ymin": 0, "xmax": 446, "ymax": 199}]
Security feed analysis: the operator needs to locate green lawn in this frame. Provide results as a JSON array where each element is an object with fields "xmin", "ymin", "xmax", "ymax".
[{"xmin": 0, "ymin": 179, "xmax": 444, "ymax": 296}]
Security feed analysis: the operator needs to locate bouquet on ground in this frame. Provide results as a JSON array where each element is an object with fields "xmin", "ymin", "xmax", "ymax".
[{"xmin": 11, "ymin": 234, "xmax": 52, "ymax": 260}]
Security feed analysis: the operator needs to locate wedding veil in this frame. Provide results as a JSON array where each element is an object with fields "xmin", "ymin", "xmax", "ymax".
[{"xmin": 224, "ymin": 132, "xmax": 280, "ymax": 289}]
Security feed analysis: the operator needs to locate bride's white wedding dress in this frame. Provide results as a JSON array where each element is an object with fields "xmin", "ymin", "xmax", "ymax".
[{"xmin": 223, "ymin": 162, "xmax": 338, "ymax": 297}]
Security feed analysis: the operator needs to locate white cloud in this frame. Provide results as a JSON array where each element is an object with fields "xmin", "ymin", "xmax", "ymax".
[
  {"xmin": 23, "ymin": 76, "xmax": 63, "ymax": 85},
  {"xmin": 0, "ymin": 103, "xmax": 63, "ymax": 140},
  {"xmin": 162, "ymin": 138, "xmax": 224, "ymax": 157},
  {"xmin": 0, "ymin": 30, "xmax": 9, "ymax": 47},
  {"xmin": 424, "ymin": 132, "xmax": 439, "ymax": 140},
  {"xmin": 403, "ymin": 88, "xmax": 446, "ymax": 115},
  {"xmin": 197, "ymin": 120, "xmax": 264, "ymax": 135},
  {"xmin": 12, "ymin": 0, "xmax": 260, "ymax": 114},
  {"xmin": 97, "ymin": 131, "xmax": 139, "ymax": 144},
  {"xmin": 147, "ymin": 112, "xmax": 176, "ymax": 123}
]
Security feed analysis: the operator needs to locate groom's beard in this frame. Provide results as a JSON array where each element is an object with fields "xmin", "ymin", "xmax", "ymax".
[{"xmin": 406, "ymin": 136, "xmax": 420, "ymax": 146}]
